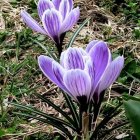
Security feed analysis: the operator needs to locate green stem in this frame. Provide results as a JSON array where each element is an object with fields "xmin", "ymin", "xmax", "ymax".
[
  {"xmin": 88, "ymin": 100, "xmax": 94, "ymax": 131},
  {"xmin": 62, "ymin": 92, "xmax": 79, "ymax": 131},
  {"xmin": 55, "ymin": 32, "xmax": 66, "ymax": 57},
  {"xmin": 92, "ymin": 91, "xmax": 105, "ymax": 131}
]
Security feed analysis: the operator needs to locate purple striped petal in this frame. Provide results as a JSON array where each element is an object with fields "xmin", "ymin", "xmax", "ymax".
[
  {"xmin": 60, "ymin": 50, "xmax": 66, "ymax": 67},
  {"xmin": 89, "ymin": 41, "xmax": 112, "ymax": 86},
  {"xmin": 37, "ymin": 0, "xmax": 55, "ymax": 19},
  {"xmin": 52, "ymin": 0, "xmax": 73, "ymax": 12},
  {"xmin": 59, "ymin": 0, "xmax": 70, "ymax": 20},
  {"xmin": 63, "ymin": 47, "xmax": 85, "ymax": 70},
  {"xmin": 85, "ymin": 58, "xmax": 95, "ymax": 100},
  {"xmin": 68, "ymin": 0, "xmax": 73, "ymax": 11},
  {"xmin": 21, "ymin": 10, "xmax": 47, "ymax": 35},
  {"xmin": 98, "ymin": 56, "xmax": 124, "ymax": 94},
  {"xmin": 86, "ymin": 40, "xmax": 99, "ymax": 53},
  {"xmin": 60, "ymin": 7, "xmax": 80, "ymax": 33},
  {"xmin": 85, "ymin": 59, "xmax": 94, "ymax": 84},
  {"xmin": 38, "ymin": 55, "xmax": 65, "ymax": 89},
  {"xmin": 42, "ymin": 9, "xmax": 62, "ymax": 40},
  {"xmin": 52, "ymin": 0, "xmax": 61, "ymax": 10},
  {"xmin": 63, "ymin": 69, "xmax": 91, "ymax": 101},
  {"xmin": 78, "ymin": 48, "xmax": 88, "ymax": 56},
  {"xmin": 52, "ymin": 61, "xmax": 76, "ymax": 98},
  {"xmin": 52, "ymin": 61, "xmax": 65, "ymax": 87},
  {"xmin": 60, "ymin": 48, "xmax": 87, "ymax": 67}
]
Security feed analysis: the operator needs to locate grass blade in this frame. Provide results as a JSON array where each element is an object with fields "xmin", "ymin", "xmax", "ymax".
[
  {"xmin": 67, "ymin": 18, "xmax": 90, "ymax": 48},
  {"xmin": 126, "ymin": 72, "xmax": 140, "ymax": 83},
  {"xmin": 14, "ymin": 112, "xmax": 73, "ymax": 139},
  {"xmin": 11, "ymin": 102, "xmax": 76, "ymax": 131},
  {"xmin": 34, "ymin": 93, "xmax": 75, "ymax": 126},
  {"xmin": 30, "ymin": 37, "xmax": 56, "ymax": 59},
  {"xmin": 62, "ymin": 92, "xmax": 79, "ymax": 131}
]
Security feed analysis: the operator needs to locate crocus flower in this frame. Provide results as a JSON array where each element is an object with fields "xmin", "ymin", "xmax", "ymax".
[
  {"xmin": 21, "ymin": 0, "xmax": 80, "ymax": 55},
  {"xmin": 38, "ymin": 40, "xmax": 124, "ymax": 107}
]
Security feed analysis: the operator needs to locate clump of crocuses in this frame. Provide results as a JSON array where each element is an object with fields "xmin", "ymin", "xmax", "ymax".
[
  {"xmin": 21, "ymin": 0, "xmax": 80, "ymax": 55},
  {"xmin": 38, "ymin": 40, "xmax": 124, "ymax": 111},
  {"xmin": 38, "ymin": 40, "xmax": 124, "ymax": 137},
  {"xmin": 18, "ymin": 0, "xmax": 127, "ymax": 139}
]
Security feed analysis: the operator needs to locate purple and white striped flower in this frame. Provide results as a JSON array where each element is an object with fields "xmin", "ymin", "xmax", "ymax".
[
  {"xmin": 21, "ymin": 0, "xmax": 80, "ymax": 45},
  {"xmin": 38, "ymin": 40, "xmax": 124, "ymax": 105}
]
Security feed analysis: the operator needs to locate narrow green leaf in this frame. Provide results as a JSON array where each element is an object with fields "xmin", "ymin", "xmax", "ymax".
[
  {"xmin": 62, "ymin": 92, "xmax": 79, "ymax": 130},
  {"xmin": 123, "ymin": 94, "xmax": 140, "ymax": 102},
  {"xmin": 30, "ymin": 37, "xmax": 56, "ymax": 59},
  {"xmin": 99, "ymin": 121, "xmax": 129, "ymax": 139},
  {"xmin": 21, "ymin": 86, "xmax": 41, "ymax": 95},
  {"xmin": 90, "ymin": 103, "xmax": 122, "ymax": 139},
  {"xmin": 13, "ymin": 59, "xmax": 28, "ymax": 76},
  {"xmin": 34, "ymin": 93, "xmax": 75, "ymax": 126},
  {"xmin": 11, "ymin": 102, "xmax": 76, "ymax": 131},
  {"xmin": 126, "ymin": 72, "xmax": 140, "ymax": 83},
  {"xmin": 14, "ymin": 112, "xmax": 73, "ymax": 139},
  {"xmin": 124, "ymin": 100, "xmax": 140, "ymax": 140},
  {"xmin": 67, "ymin": 18, "xmax": 90, "ymax": 48}
]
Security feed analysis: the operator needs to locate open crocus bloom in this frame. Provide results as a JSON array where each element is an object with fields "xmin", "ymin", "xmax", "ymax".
[
  {"xmin": 38, "ymin": 40, "xmax": 124, "ymax": 105},
  {"xmin": 21, "ymin": 0, "xmax": 80, "ymax": 44}
]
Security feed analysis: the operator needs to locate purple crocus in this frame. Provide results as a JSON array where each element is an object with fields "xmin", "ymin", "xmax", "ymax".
[
  {"xmin": 38, "ymin": 40, "xmax": 124, "ymax": 106},
  {"xmin": 21, "ymin": 0, "xmax": 80, "ymax": 55}
]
